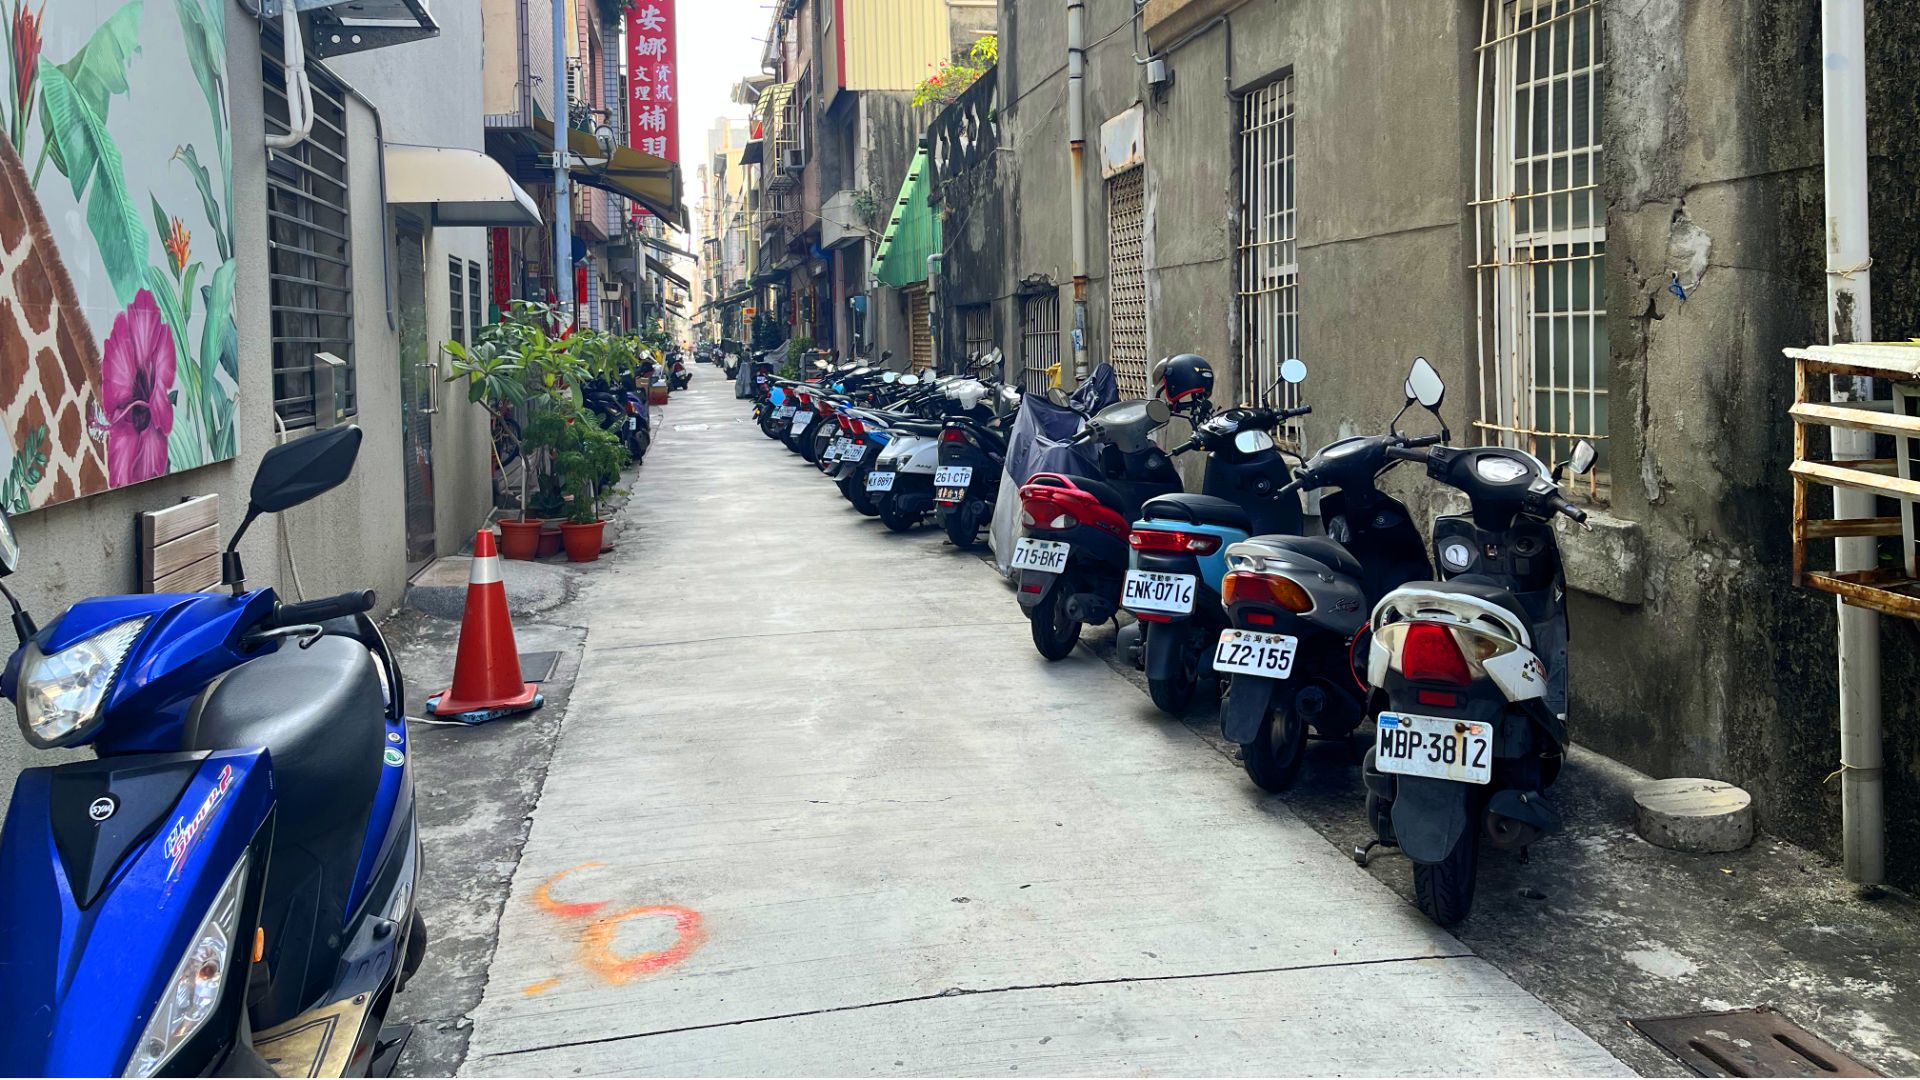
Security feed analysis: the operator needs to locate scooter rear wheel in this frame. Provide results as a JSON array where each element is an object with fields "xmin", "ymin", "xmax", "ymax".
[
  {"xmin": 1241, "ymin": 704, "xmax": 1308, "ymax": 793},
  {"xmin": 1030, "ymin": 587, "xmax": 1082, "ymax": 660},
  {"xmin": 1413, "ymin": 824, "xmax": 1481, "ymax": 926},
  {"xmin": 879, "ymin": 498, "xmax": 920, "ymax": 533},
  {"xmin": 1146, "ymin": 623, "xmax": 1205, "ymax": 715},
  {"xmin": 943, "ymin": 501, "xmax": 983, "ymax": 550},
  {"xmin": 841, "ymin": 476, "xmax": 879, "ymax": 516}
]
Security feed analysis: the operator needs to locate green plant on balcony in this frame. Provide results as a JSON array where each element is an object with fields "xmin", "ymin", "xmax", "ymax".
[{"xmin": 912, "ymin": 35, "xmax": 997, "ymax": 109}]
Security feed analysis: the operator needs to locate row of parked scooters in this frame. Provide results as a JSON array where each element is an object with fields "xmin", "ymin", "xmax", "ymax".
[{"xmin": 746, "ymin": 351, "xmax": 1597, "ymax": 927}]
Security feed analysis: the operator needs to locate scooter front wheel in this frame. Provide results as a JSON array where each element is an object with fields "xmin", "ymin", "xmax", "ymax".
[
  {"xmin": 1413, "ymin": 825, "xmax": 1481, "ymax": 926},
  {"xmin": 1241, "ymin": 703, "xmax": 1308, "ymax": 793},
  {"xmin": 1030, "ymin": 586, "xmax": 1082, "ymax": 661}
]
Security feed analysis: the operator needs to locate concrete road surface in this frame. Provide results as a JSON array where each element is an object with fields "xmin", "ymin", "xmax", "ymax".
[{"xmin": 458, "ymin": 373, "xmax": 1626, "ymax": 1077}]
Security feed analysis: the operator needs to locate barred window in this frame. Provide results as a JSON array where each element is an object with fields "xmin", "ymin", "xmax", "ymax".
[
  {"xmin": 265, "ymin": 42, "xmax": 355, "ymax": 425},
  {"xmin": 1106, "ymin": 167, "xmax": 1149, "ymax": 399},
  {"xmin": 1473, "ymin": 0, "xmax": 1608, "ymax": 484},
  {"xmin": 1236, "ymin": 73, "xmax": 1300, "ymax": 419},
  {"xmin": 468, "ymin": 260, "xmax": 485, "ymax": 340},
  {"xmin": 961, "ymin": 304, "xmax": 993, "ymax": 360},
  {"xmin": 1019, "ymin": 289, "xmax": 1061, "ymax": 394},
  {"xmin": 449, "ymin": 256, "xmax": 468, "ymax": 348}
]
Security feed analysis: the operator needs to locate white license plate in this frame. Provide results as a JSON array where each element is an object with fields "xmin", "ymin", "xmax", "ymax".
[
  {"xmin": 866, "ymin": 471, "xmax": 896, "ymax": 492},
  {"xmin": 824, "ymin": 439, "xmax": 847, "ymax": 461},
  {"xmin": 626, "ymin": 416, "xmax": 637, "ymax": 431},
  {"xmin": 1011, "ymin": 537, "xmax": 1070, "ymax": 573},
  {"xmin": 1123, "ymin": 570, "xmax": 1196, "ymax": 615},
  {"xmin": 775, "ymin": 405, "xmax": 795, "ymax": 419},
  {"xmin": 1375, "ymin": 712, "xmax": 1495, "ymax": 785},
  {"xmin": 934, "ymin": 465, "xmax": 973, "ymax": 488},
  {"xmin": 1213, "ymin": 629, "xmax": 1299, "ymax": 678},
  {"xmin": 790, "ymin": 412, "xmax": 811, "ymax": 434}
]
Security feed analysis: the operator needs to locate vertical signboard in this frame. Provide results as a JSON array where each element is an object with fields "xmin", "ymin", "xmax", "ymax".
[{"xmin": 627, "ymin": 1, "xmax": 679, "ymax": 163}]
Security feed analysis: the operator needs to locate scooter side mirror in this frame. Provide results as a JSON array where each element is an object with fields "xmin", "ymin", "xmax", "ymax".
[
  {"xmin": 1145, "ymin": 399, "xmax": 1173, "ymax": 426},
  {"xmin": 0, "ymin": 507, "xmax": 18, "ymax": 579},
  {"xmin": 1046, "ymin": 387, "xmax": 1071, "ymax": 407},
  {"xmin": 1571, "ymin": 440, "xmax": 1597, "ymax": 477},
  {"xmin": 1280, "ymin": 358, "xmax": 1308, "ymax": 385},
  {"xmin": 1405, "ymin": 357, "xmax": 1446, "ymax": 410},
  {"xmin": 250, "ymin": 425, "xmax": 363, "ymax": 514}
]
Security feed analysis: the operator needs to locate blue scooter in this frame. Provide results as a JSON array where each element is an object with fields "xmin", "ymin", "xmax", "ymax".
[
  {"xmin": 1124, "ymin": 361, "xmax": 1311, "ymax": 714},
  {"xmin": 0, "ymin": 424, "xmax": 424, "ymax": 1077}
]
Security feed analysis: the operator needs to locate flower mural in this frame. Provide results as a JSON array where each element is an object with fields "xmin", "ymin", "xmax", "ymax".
[
  {"xmin": 0, "ymin": 0, "xmax": 237, "ymax": 513},
  {"xmin": 101, "ymin": 289, "xmax": 176, "ymax": 486}
]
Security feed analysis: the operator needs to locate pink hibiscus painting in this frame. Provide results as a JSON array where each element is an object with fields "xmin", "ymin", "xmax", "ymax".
[{"xmin": 102, "ymin": 290, "xmax": 178, "ymax": 487}]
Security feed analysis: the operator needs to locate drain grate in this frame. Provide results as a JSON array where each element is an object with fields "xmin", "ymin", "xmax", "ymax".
[{"xmin": 1629, "ymin": 1007, "xmax": 1881, "ymax": 1078}]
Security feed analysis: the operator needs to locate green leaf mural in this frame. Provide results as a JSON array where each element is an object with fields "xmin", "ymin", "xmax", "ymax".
[{"xmin": 40, "ymin": 1, "xmax": 143, "ymax": 182}]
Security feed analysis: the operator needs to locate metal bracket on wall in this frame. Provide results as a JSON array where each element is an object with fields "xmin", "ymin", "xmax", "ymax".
[{"xmin": 257, "ymin": 0, "xmax": 439, "ymax": 59}]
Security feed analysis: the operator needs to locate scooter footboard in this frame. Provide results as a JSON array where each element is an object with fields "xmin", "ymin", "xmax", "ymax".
[{"xmin": 1389, "ymin": 776, "xmax": 1474, "ymax": 864}]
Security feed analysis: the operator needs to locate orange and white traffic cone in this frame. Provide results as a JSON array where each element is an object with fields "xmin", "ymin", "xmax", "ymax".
[{"xmin": 426, "ymin": 529, "xmax": 544, "ymax": 724}]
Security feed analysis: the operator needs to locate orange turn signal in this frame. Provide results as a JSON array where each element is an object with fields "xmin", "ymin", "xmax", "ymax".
[{"xmin": 1222, "ymin": 570, "xmax": 1313, "ymax": 613}]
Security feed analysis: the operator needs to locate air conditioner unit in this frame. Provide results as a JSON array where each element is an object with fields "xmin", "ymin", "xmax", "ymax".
[
  {"xmin": 604, "ymin": 282, "xmax": 624, "ymax": 301},
  {"xmin": 566, "ymin": 60, "xmax": 585, "ymax": 104},
  {"xmin": 781, "ymin": 148, "xmax": 806, "ymax": 173}
]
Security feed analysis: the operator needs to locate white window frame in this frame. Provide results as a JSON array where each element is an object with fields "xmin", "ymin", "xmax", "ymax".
[
  {"xmin": 1473, "ymin": 0, "xmax": 1608, "ymax": 488},
  {"xmin": 1236, "ymin": 73, "xmax": 1300, "ymax": 426}
]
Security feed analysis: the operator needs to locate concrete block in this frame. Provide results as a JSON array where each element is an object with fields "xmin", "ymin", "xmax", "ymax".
[
  {"xmin": 1559, "ymin": 507, "xmax": 1646, "ymax": 606},
  {"xmin": 1634, "ymin": 777, "xmax": 1754, "ymax": 853}
]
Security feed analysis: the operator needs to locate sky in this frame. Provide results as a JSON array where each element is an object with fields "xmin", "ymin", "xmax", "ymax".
[{"xmin": 671, "ymin": 1, "xmax": 772, "ymax": 246}]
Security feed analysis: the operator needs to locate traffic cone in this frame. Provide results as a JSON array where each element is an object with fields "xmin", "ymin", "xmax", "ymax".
[{"xmin": 425, "ymin": 529, "xmax": 544, "ymax": 724}]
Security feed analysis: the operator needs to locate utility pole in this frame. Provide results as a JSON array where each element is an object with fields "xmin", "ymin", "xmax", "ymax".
[
  {"xmin": 553, "ymin": 0, "xmax": 573, "ymax": 315},
  {"xmin": 1820, "ymin": 0, "xmax": 1884, "ymax": 888}
]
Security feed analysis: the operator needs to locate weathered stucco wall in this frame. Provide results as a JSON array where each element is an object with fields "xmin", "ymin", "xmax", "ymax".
[{"xmin": 980, "ymin": 0, "xmax": 1920, "ymax": 887}]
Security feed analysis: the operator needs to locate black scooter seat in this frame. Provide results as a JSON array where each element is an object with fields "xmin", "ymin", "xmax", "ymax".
[{"xmin": 1140, "ymin": 492, "xmax": 1252, "ymax": 532}]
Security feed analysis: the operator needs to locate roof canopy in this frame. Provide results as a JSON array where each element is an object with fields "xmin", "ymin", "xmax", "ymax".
[
  {"xmin": 385, "ymin": 146, "xmax": 541, "ymax": 227},
  {"xmin": 871, "ymin": 148, "xmax": 940, "ymax": 288},
  {"xmin": 532, "ymin": 118, "xmax": 688, "ymax": 230}
]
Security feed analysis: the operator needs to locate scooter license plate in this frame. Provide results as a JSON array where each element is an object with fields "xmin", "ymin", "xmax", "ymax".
[
  {"xmin": 790, "ymin": 413, "xmax": 811, "ymax": 434},
  {"xmin": 1375, "ymin": 712, "xmax": 1495, "ymax": 785},
  {"xmin": 1213, "ymin": 629, "xmax": 1299, "ymax": 679},
  {"xmin": 1123, "ymin": 570, "xmax": 1196, "ymax": 615},
  {"xmin": 1011, "ymin": 538, "xmax": 1070, "ymax": 574},
  {"xmin": 823, "ymin": 439, "xmax": 846, "ymax": 461},
  {"xmin": 775, "ymin": 405, "xmax": 795, "ymax": 419},
  {"xmin": 935, "ymin": 487, "xmax": 966, "ymax": 505},
  {"xmin": 626, "ymin": 416, "xmax": 638, "ymax": 431},
  {"xmin": 866, "ymin": 471, "xmax": 896, "ymax": 492},
  {"xmin": 934, "ymin": 466, "xmax": 973, "ymax": 488}
]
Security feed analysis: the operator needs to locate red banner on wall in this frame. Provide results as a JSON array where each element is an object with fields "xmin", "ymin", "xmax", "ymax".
[
  {"xmin": 626, "ymin": 1, "xmax": 678, "ymax": 163},
  {"xmin": 491, "ymin": 228, "xmax": 513, "ymax": 309}
]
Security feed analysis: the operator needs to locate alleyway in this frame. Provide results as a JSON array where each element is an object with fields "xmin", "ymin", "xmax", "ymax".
[{"xmin": 450, "ymin": 375, "xmax": 1623, "ymax": 1077}]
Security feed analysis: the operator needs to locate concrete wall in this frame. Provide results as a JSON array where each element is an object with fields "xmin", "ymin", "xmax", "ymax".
[{"xmin": 974, "ymin": 0, "xmax": 1920, "ymax": 887}]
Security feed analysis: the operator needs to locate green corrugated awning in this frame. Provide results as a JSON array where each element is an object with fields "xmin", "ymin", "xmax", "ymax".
[{"xmin": 871, "ymin": 149, "xmax": 940, "ymax": 288}]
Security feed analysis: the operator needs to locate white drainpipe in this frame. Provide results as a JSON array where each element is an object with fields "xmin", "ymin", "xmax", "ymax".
[
  {"xmin": 1066, "ymin": 0, "xmax": 1090, "ymax": 383},
  {"xmin": 264, "ymin": 1, "xmax": 314, "ymax": 151},
  {"xmin": 1820, "ymin": 0, "xmax": 1883, "ymax": 888}
]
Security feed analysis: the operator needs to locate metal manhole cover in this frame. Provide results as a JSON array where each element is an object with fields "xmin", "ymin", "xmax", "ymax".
[{"xmin": 1629, "ymin": 1007, "xmax": 1880, "ymax": 1077}]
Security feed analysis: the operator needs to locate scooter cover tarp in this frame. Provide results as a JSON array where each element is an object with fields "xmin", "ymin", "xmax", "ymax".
[{"xmin": 988, "ymin": 364, "xmax": 1121, "ymax": 575}]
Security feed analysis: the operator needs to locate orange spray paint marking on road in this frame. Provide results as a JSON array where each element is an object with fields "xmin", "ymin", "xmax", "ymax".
[
  {"xmin": 521, "ymin": 976, "xmax": 562, "ymax": 996},
  {"xmin": 580, "ymin": 905, "xmax": 705, "ymax": 985},
  {"xmin": 532, "ymin": 862, "xmax": 611, "ymax": 919}
]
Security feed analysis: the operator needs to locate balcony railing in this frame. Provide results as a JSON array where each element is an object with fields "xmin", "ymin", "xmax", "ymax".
[{"xmin": 927, "ymin": 66, "xmax": 997, "ymax": 209}]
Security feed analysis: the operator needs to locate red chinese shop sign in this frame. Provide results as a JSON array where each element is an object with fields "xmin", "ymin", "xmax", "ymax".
[{"xmin": 626, "ymin": 1, "xmax": 678, "ymax": 163}]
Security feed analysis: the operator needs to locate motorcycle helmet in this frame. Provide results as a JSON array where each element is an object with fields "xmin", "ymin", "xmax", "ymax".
[{"xmin": 1153, "ymin": 354, "xmax": 1214, "ymax": 411}]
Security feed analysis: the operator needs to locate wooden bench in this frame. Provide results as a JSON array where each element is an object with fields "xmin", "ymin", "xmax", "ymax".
[{"xmin": 139, "ymin": 494, "xmax": 221, "ymax": 593}]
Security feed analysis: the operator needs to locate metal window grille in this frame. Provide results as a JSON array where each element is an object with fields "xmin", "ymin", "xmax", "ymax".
[
  {"xmin": 1020, "ymin": 290, "xmax": 1061, "ymax": 393},
  {"xmin": 468, "ymin": 261, "xmax": 484, "ymax": 340},
  {"xmin": 265, "ymin": 44, "xmax": 355, "ymax": 426},
  {"xmin": 1237, "ymin": 75, "xmax": 1301, "ymax": 420},
  {"xmin": 908, "ymin": 287, "xmax": 933, "ymax": 372},
  {"xmin": 1473, "ymin": 0, "xmax": 1608, "ymax": 483},
  {"xmin": 961, "ymin": 304, "xmax": 993, "ymax": 360},
  {"xmin": 449, "ymin": 257, "xmax": 468, "ymax": 348},
  {"xmin": 1106, "ymin": 167, "xmax": 1149, "ymax": 398}
]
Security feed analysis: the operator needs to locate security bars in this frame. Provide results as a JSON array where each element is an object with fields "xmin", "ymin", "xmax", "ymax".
[
  {"xmin": 1021, "ymin": 289, "xmax": 1062, "ymax": 393},
  {"xmin": 1107, "ymin": 167, "xmax": 1150, "ymax": 399},
  {"xmin": 1473, "ymin": 0, "xmax": 1607, "ymax": 488},
  {"xmin": 1237, "ymin": 74, "xmax": 1301, "ymax": 422},
  {"xmin": 265, "ymin": 45, "xmax": 356, "ymax": 426}
]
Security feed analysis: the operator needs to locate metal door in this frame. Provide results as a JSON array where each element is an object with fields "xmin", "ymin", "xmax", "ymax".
[
  {"xmin": 396, "ymin": 226, "xmax": 436, "ymax": 568},
  {"xmin": 1106, "ymin": 167, "xmax": 1149, "ymax": 398}
]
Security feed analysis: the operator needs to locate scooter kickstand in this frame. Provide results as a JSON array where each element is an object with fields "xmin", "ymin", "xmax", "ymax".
[{"xmin": 1353, "ymin": 839, "xmax": 1396, "ymax": 867}]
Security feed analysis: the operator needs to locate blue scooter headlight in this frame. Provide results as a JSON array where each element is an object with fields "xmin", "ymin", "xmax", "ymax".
[
  {"xmin": 16, "ymin": 616, "xmax": 147, "ymax": 748},
  {"xmin": 125, "ymin": 853, "xmax": 248, "ymax": 1078}
]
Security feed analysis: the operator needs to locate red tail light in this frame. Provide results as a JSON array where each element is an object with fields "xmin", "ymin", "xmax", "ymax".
[
  {"xmin": 941, "ymin": 427, "xmax": 968, "ymax": 443},
  {"xmin": 797, "ymin": 392, "xmax": 812, "ymax": 408},
  {"xmin": 1400, "ymin": 624, "xmax": 1472, "ymax": 686},
  {"xmin": 1222, "ymin": 571, "xmax": 1312, "ymax": 612},
  {"xmin": 1129, "ymin": 529, "xmax": 1221, "ymax": 555},
  {"xmin": 846, "ymin": 418, "xmax": 866, "ymax": 436}
]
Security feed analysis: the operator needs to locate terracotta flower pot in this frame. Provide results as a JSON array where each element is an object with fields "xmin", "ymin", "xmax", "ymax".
[
  {"xmin": 537, "ymin": 523, "xmax": 564, "ymax": 559},
  {"xmin": 561, "ymin": 520, "xmax": 606, "ymax": 563},
  {"xmin": 497, "ymin": 517, "xmax": 544, "ymax": 561}
]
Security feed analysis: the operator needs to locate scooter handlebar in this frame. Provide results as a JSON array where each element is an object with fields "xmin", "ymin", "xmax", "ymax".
[{"xmin": 263, "ymin": 589, "xmax": 376, "ymax": 630}]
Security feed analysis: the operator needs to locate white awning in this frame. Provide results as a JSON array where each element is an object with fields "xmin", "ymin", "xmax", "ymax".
[{"xmin": 385, "ymin": 146, "xmax": 541, "ymax": 228}]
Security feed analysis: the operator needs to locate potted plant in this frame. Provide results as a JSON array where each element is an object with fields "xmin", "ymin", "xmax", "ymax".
[
  {"xmin": 553, "ymin": 408, "xmax": 630, "ymax": 562},
  {"xmin": 447, "ymin": 306, "xmax": 582, "ymax": 559}
]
